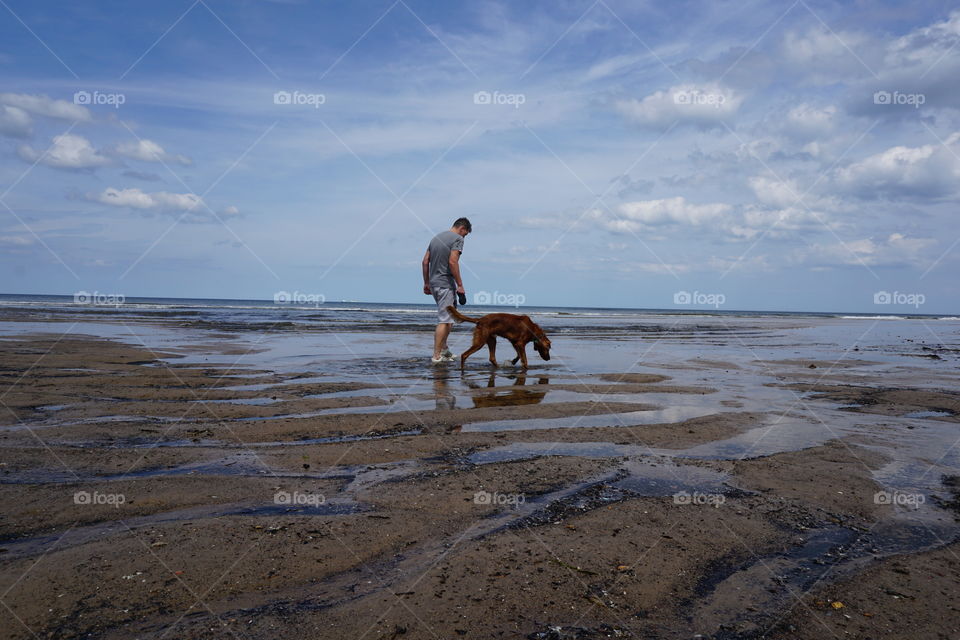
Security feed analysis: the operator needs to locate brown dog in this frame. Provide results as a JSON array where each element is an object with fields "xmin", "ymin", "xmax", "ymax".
[{"xmin": 446, "ymin": 306, "xmax": 551, "ymax": 368}]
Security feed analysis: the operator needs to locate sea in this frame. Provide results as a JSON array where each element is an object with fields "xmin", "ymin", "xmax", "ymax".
[{"xmin": 0, "ymin": 293, "xmax": 955, "ymax": 335}]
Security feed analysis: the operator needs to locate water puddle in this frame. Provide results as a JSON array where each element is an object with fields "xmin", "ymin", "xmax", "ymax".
[
  {"xmin": 0, "ymin": 499, "xmax": 367, "ymax": 560},
  {"xmin": 904, "ymin": 410, "xmax": 953, "ymax": 419},
  {"xmin": 691, "ymin": 518, "xmax": 957, "ymax": 635},
  {"xmin": 0, "ymin": 414, "xmax": 199, "ymax": 432},
  {"xmin": 461, "ymin": 405, "xmax": 715, "ymax": 432},
  {"xmin": 206, "ymin": 397, "xmax": 283, "ymax": 406},
  {"xmin": 467, "ymin": 416, "xmax": 842, "ymax": 463}
]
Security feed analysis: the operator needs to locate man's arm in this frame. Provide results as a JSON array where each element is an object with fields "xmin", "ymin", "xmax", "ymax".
[
  {"xmin": 421, "ymin": 250, "xmax": 431, "ymax": 294},
  {"xmin": 449, "ymin": 250, "xmax": 465, "ymax": 294}
]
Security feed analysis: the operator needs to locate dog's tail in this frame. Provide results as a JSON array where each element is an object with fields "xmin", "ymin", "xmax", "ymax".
[{"xmin": 446, "ymin": 306, "xmax": 479, "ymax": 323}]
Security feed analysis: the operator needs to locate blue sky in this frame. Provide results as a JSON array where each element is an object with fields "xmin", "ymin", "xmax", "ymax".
[{"xmin": 1, "ymin": 0, "xmax": 959, "ymax": 313}]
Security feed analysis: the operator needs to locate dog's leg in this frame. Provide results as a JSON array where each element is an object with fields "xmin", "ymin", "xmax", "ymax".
[
  {"xmin": 459, "ymin": 329, "xmax": 487, "ymax": 368},
  {"xmin": 486, "ymin": 336, "xmax": 497, "ymax": 367},
  {"xmin": 512, "ymin": 342, "xmax": 528, "ymax": 368}
]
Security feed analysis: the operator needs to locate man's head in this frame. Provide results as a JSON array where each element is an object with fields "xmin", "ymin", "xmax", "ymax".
[{"xmin": 452, "ymin": 217, "xmax": 472, "ymax": 237}]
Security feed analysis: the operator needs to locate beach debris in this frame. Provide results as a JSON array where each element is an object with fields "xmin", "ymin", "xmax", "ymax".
[
  {"xmin": 585, "ymin": 585, "xmax": 617, "ymax": 609},
  {"xmin": 830, "ymin": 600, "xmax": 844, "ymax": 609},
  {"xmin": 549, "ymin": 557, "xmax": 598, "ymax": 575},
  {"xmin": 528, "ymin": 623, "xmax": 630, "ymax": 639}
]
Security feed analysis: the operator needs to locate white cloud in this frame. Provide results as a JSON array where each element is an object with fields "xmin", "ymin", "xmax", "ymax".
[
  {"xmin": 614, "ymin": 260, "xmax": 694, "ymax": 275},
  {"xmin": 112, "ymin": 139, "xmax": 192, "ymax": 166},
  {"xmin": 0, "ymin": 105, "xmax": 32, "ymax": 139},
  {"xmin": 614, "ymin": 83, "xmax": 743, "ymax": 129},
  {"xmin": 782, "ymin": 27, "xmax": 877, "ymax": 83},
  {"xmin": 613, "ymin": 197, "xmax": 731, "ymax": 230},
  {"xmin": 836, "ymin": 11, "xmax": 960, "ymax": 114},
  {"xmin": 740, "ymin": 205, "xmax": 833, "ymax": 238},
  {"xmin": 799, "ymin": 232, "xmax": 936, "ymax": 268},
  {"xmin": 0, "ymin": 235, "xmax": 34, "ymax": 246},
  {"xmin": 884, "ymin": 11, "xmax": 960, "ymax": 71},
  {"xmin": 585, "ymin": 54, "xmax": 643, "ymax": 81},
  {"xmin": 748, "ymin": 175, "xmax": 800, "ymax": 208},
  {"xmin": 93, "ymin": 187, "xmax": 203, "ymax": 212},
  {"xmin": 0, "ymin": 92, "xmax": 91, "ymax": 122},
  {"xmin": 18, "ymin": 133, "xmax": 112, "ymax": 170},
  {"xmin": 90, "ymin": 187, "xmax": 241, "ymax": 221},
  {"xmin": 784, "ymin": 103, "xmax": 837, "ymax": 138},
  {"xmin": 833, "ymin": 133, "xmax": 960, "ymax": 200}
]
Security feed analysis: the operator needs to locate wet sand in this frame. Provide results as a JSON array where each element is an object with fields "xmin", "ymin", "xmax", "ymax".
[{"xmin": 0, "ymin": 311, "xmax": 959, "ymax": 639}]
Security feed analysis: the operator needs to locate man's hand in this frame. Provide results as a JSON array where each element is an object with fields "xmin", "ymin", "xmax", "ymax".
[
  {"xmin": 456, "ymin": 284, "xmax": 465, "ymax": 295},
  {"xmin": 423, "ymin": 284, "xmax": 431, "ymax": 295}
]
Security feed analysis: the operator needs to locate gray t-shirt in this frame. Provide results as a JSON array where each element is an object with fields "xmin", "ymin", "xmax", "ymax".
[{"xmin": 427, "ymin": 230, "xmax": 464, "ymax": 290}]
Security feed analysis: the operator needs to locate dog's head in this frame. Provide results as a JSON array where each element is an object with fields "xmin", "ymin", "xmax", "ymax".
[{"xmin": 532, "ymin": 330, "xmax": 551, "ymax": 361}]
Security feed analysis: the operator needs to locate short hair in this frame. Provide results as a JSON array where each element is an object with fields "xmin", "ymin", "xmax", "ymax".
[{"xmin": 452, "ymin": 217, "xmax": 472, "ymax": 232}]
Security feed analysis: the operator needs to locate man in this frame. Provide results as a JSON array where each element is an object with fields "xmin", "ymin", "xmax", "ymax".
[{"xmin": 422, "ymin": 217, "xmax": 471, "ymax": 363}]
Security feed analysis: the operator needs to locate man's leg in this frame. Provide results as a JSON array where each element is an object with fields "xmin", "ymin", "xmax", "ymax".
[{"xmin": 433, "ymin": 322, "xmax": 452, "ymax": 359}]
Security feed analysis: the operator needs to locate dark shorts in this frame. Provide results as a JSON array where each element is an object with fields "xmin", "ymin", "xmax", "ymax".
[{"xmin": 432, "ymin": 287, "xmax": 455, "ymax": 323}]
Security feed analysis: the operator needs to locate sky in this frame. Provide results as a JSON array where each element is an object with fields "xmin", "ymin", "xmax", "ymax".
[{"xmin": 1, "ymin": 0, "xmax": 959, "ymax": 313}]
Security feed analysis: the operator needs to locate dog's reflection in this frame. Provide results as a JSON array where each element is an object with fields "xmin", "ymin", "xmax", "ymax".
[{"xmin": 464, "ymin": 371, "xmax": 550, "ymax": 408}]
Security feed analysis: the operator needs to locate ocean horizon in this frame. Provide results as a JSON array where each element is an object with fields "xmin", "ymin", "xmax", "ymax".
[{"xmin": 0, "ymin": 292, "xmax": 954, "ymax": 321}]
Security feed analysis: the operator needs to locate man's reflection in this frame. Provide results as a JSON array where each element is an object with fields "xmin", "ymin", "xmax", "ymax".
[{"xmin": 431, "ymin": 367, "xmax": 456, "ymax": 410}]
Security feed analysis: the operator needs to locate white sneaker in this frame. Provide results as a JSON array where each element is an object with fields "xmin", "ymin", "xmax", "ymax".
[
  {"xmin": 441, "ymin": 348, "xmax": 453, "ymax": 358},
  {"xmin": 431, "ymin": 356, "xmax": 446, "ymax": 365}
]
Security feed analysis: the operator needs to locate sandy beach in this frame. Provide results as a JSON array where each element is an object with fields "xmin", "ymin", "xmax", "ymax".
[{"xmin": 1, "ymin": 304, "xmax": 958, "ymax": 639}]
